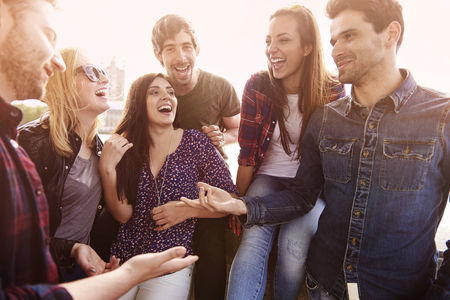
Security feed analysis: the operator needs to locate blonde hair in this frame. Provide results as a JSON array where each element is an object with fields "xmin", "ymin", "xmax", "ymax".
[{"xmin": 41, "ymin": 47, "xmax": 104, "ymax": 157}]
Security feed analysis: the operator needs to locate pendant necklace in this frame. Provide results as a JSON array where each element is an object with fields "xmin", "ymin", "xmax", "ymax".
[{"xmin": 150, "ymin": 130, "xmax": 174, "ymax": 207}]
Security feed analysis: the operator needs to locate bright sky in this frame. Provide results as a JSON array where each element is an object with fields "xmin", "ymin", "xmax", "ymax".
[{"xmin": 56, "ymin": 0, "xmax": 450, "ymax": 98}]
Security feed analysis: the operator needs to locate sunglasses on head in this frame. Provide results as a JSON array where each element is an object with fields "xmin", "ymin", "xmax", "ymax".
[{"xmin": 75, "ymin": 65, "xmax": 109, "ymax": 82}]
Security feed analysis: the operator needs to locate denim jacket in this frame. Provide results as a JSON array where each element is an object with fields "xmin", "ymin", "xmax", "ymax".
[{"xmin": 242, "ymin": 70, "xmax": 450, "ymax": 300}]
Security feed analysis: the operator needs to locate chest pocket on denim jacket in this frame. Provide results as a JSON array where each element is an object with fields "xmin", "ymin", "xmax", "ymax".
[
  {"xmin": 320, "ymin": 138, "xmax": 355, "ymax": 183},
  {"xmin": 379, "ymin": 140, "xmax": 435, "ymax": 191}
]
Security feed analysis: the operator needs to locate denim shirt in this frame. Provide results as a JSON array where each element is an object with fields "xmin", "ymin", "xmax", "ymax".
[{"xmin": 242, "ymin": 70, "xmax": 450, "ymax": 300}]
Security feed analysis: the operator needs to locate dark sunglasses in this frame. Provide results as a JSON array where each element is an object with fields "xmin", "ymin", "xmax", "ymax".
[{"xmin": 75, "ymin": 65, "xmax": 109, "ymax": 82}]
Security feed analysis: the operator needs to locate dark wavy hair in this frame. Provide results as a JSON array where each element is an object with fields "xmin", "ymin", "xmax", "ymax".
[
  {"xmin": 113, "ymin": 73, "xmax": 181, "ymax": 205},
  {"xmin": 326, "ymin": 0, "xmax": 404, "ymax": 51}
]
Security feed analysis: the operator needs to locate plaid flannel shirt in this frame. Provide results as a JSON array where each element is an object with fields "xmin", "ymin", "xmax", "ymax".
[
  {"xmin": 238, "ymin": 72, "xmax": 346, "ymax": 177},
  {"xmin": 0, "ymin": 97, "xmax": 71, "ymax": 299}
]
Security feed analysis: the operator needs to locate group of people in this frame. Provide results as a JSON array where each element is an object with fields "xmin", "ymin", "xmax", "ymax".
[{"xmin": 1, "ymin": 1, "xmax": 450, "ymax": 300}]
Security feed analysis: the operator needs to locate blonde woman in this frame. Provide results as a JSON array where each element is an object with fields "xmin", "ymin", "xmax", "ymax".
[{"xmin": 17, "ymin": 47, "xmax": 119, "ymax": 281}]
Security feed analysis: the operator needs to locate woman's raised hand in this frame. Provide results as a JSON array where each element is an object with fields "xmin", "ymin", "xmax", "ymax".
[{"xmin": 99, "ymin": 134, "xmax": 133, "ymax": 172}]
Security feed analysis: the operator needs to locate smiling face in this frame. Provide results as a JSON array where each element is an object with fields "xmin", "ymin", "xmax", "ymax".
[
  {"xmin": 330, "ymin": 9, "xmax": 385, "ymax": 86},
  {"xmin": 146, "ymin": 76, "xmax": 177, "ymax": 128},
  {"xmin": 155, "ymin": 30, "xmax": 199, "ymax": 94},
  {"xmin": 265, "ymin": 15, "xmax": 311, "ymax": 92},
  {"xmin": 75, "ymin": 52, "xmax": 110, "ymax": 119},
  {"xmin": 0, "ymin": 0, "xmax": 65, "ymax": 102}
]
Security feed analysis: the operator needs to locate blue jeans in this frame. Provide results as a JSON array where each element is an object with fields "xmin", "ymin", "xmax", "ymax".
[{"xmin": 227, "ymin": 174, "xmax": 325, "ymax": 300}]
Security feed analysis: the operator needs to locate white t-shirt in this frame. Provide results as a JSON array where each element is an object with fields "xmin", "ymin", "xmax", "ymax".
[{"xmin": 258, "ymin": 94, "xmax": 302, "ymax": 178}]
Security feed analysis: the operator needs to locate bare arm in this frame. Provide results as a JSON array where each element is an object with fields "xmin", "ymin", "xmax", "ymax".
[
  {"xmin": 99, "ymin": 134, "xmax": 134, "ymax": 223},
  {"xmin": 152, "ymin": 193, "xmax": 238, "ymax": 231},
  {"xmin": 201, "ymin": 113, "xmax": 240, "ymax": 148},
  {"xmin": 221, "ymin": 114, "xmax": 240, "ymax": 146},
  {"xmin": 236, "ymin": 165, "xmax": 255, "ymax": 196},
  {"xmin": 61, "ymin": 247, "xmax": 198, "ymax": 300}
]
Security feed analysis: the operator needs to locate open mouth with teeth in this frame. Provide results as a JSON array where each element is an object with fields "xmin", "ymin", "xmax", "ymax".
[
  {"xmin": 95, "ymin": 89, "xmax": 107, "ymax": 97},
  {"xmin": 271, "ymin": 58, "xmax": 286, "ymax": 70},
  {"xmin": 174, "ymin": 65, "xmax": 190, "ymax": 76},
  {"xmin": 158, "ymin": 105, "xmax": 172, "ymax": 113}
]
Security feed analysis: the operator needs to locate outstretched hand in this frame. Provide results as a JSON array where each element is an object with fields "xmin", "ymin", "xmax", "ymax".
[
  {"xmin": 180, "ymin": 182, "xmax": 247, "ymax": 216},
  {"xmin": 71, "ymin": 243, "xmax": 120, "ymax": 276},
  {"xmin": 124, "ymin": 247, "xmax": 198, "ymax": 282}
]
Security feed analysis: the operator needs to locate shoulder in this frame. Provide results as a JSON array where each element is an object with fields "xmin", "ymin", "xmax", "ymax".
[
  {"xmin": 198, "ymin": 70, "xmax": 236, "ymax": 92},
  {"xmin": 245, "ymin": 71, "xmax": 270, "ymax": 90},
  {"xmin": 183, "ymin": 128, "xmax": 210, "ymax": 143},
  {"xmin": 17, "ymin": 118, "xmax": 50, "ymax": 147},
  {"xmin": 200, "ymin": 70, "xmax": 230, "ymax": 84}
]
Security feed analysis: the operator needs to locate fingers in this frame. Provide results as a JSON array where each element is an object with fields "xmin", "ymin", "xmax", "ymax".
[
  {"xmin": 155, "ymin": 223, "xmax": 172, "ymax": 232},
  {"xmin": 103, "ymin": 256, "xmax": 120, "ymax": 273},
  {"xmin": 198, "ymin": 187, "xmax": 216, "ymax": 212},
  {"xmin": 104, "ymin": 134, "xmax": 133, "ymax": 155},
  {"xmin": 201, "ymin": 125, "xmax": 220, "ymax": 134},
  {"xmin": 229, "ymin": 215, "xmax": 242, "ymax": 236},
  {"xmin": 161, "ymin": 246, "xmax": 187, "ymax": 260},
  {"xmin": 179, "ymin": 197, "xmax": 203, "ymax": 208}
]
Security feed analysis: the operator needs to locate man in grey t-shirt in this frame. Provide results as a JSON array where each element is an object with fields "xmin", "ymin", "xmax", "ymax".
[{"xmin": 151, "ymin": 14, "xmax": 240, "ymax": 300}]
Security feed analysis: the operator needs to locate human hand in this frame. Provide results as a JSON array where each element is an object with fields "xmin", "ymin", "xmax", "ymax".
[
  {"xmin": 123, "ymin": 247, "xmax": 198, "ymax": 282},
  {"xmin": 99, "ymin": 134, "xmax": 133, "ymax": 173},
  {"xmin": 201, "ymin": 125, "xmax": 225, "ymax": 148},
  {"xmin": 71, "ymin": 243, "xmax": 120, "ymax": 276},
  {"xmin": 180, "ymin": 182, "xmax": 247, "ymax": 215},
  {"xmin": 152, "ymin": 201, "xmax": 192, "ymax": 231},
  {"xmin": 229, "ymin": 215, "xmax": 243, "ymax": 237}
]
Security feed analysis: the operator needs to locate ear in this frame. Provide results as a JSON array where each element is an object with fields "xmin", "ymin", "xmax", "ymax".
[
  {"xmin": 386, "ymin": 21, "xmax": 401, "ymax": 48},
  {"xmin": 154, "ymin": 48, "xmax": 163, "ymax": 63},
  {"xmin": 195, "ymin": 43, "xmax": 200, "ymax": 56},
  {"xmin": 303, "ymin": 44, "xmax": 313, "ymax": 57}
]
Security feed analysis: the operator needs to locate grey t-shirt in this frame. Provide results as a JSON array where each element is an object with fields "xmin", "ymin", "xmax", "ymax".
[
  {"xmin": 54, "ymin": 154, "xmax": 102, "ymax": 244},
  {"xmin": 176, "ymin": 70, "xmax": 241, "ymax": 161}
]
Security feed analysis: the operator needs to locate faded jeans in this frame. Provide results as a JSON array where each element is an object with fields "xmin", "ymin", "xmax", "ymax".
[{"xmin": 227, "ymin": 174, "xmax": 325, "ymax": 300}]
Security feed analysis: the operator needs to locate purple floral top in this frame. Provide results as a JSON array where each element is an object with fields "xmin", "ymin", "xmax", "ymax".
[{"xmin": 111, "ymin": 129, "xmax": 238, "ymax": 263}]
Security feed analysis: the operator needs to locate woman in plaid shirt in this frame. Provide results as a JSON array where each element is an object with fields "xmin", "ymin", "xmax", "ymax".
[{"xmin": 228, "ymin": 5, "xmax": 346, "ymax": 300}]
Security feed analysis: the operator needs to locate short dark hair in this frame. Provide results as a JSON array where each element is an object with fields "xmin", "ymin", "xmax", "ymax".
[
  {"xmin": 151, "ymin": 14, "xmax": 198, "ymax": 67},
  {"xmin": 326, "ymin": 0, "xmax": 404, "ymax": 51}
]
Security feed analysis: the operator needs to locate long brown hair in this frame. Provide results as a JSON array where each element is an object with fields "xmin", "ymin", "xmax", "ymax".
[
  {"xmin": 114, "ymin": 73, "xmax": 181, "ymax": 205},
  {"xmin": 264, "ymin": 4, "xmax": 341, "ymax": 160}
]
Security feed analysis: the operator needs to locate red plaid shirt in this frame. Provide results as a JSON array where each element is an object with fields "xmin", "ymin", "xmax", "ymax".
[
  {"xmin": 238, "ymin": 72, "xmax": 346, "ymax": 177},
  {"xmin": 0, "ymin": 97, "xmax": 71, "ymax": 299}
]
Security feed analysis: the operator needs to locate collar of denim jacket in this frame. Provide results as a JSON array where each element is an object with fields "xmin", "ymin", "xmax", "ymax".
[{"xmin": 346, "ymin": 68, "xmax": 416, "ymax": 116}]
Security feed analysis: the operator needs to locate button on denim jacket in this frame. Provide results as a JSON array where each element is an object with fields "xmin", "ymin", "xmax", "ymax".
[{"xmin": 243, "ymin": 70, "xmax": 450, "ymax": 300}]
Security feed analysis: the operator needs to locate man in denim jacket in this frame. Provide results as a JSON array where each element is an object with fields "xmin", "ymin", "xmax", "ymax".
[{"xmin": 181, "ymin": 0, "xmax": 450, "ymax": 299}]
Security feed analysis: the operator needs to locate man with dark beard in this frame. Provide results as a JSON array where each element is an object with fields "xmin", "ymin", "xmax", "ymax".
[{"xmin": 0, "ymin": 0, "xmax": 197, "ymax": 299}]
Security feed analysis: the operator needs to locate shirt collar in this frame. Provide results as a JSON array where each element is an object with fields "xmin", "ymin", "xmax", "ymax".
[
  {"xmin": 0, "ymin": 96, "xmax": 23, "ymax": 139},
  {"xmin": 344, "ymin": 69, "xmax": 417, "ymax": 116}
]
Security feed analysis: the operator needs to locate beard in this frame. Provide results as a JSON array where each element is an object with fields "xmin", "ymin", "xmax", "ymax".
[{"xmin": 0, "ymin": 23, "xmax": 47, "ymax": 100}]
